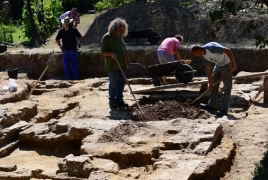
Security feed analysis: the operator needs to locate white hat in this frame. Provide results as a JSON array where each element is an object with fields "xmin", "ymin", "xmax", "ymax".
[{"xmin": 61, "ymin": 17, "xmax": 74, "ymax": 25}]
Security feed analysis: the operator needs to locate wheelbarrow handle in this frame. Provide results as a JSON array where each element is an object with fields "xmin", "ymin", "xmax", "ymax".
[
  {"xmin": 130, "ymin": 67, "xmax": 151, "ymax": 77},
  {"xmin": 130, "ymin": 63, "xmax": 146, "ymax": 69}
]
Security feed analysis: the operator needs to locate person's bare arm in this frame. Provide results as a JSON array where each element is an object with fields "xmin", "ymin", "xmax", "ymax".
[
  {"xmin": 55, "ymin": 40, "xmax": 62, "ymax": 50},
  {"xmin": 78, "ymin": 37, "xmax": 82, "ymax": 48},
  {"xmin": 126, "ymin": 53, "xmax": 130, "ymax": 68},
  {"xmin": 223, "ymin": 48, "xmax": 237, "ymax": 72},
  {"xmin": 205, "ymin": 66, "xmax": 214, "ymax": 91},
  {"xmin": 102, "ymin": 52, "xmax": 117, "ymax": 60},
  {"xmin": 175, "ymin": 47, "xmax": 182, "ymax": 60}
]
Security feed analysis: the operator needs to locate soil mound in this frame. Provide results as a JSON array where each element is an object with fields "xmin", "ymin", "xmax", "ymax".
[
  {"xmin": 83, "ymin": 0, "xmax": 267, "ymax": 46},
  {"xmin": 133, "ymin": 100, "xmax": 211, "ymax": 121}
]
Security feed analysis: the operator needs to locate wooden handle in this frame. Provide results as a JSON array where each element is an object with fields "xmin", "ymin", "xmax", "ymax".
[
  {"xmin": 26, "ymin": 66, "xmax": 49, "ymax": 100},
  {"xmin": 191, "ymin": 71, "xmax": 232, "ymax": 104}
]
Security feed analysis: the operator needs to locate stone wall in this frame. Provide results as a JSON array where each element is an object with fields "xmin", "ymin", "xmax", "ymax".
[{"xmin": 0, "ymin": 44, "xmax": 268, "ymax": 79}]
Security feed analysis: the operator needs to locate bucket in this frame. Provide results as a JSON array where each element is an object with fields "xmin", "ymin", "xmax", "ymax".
[
  {"xmin": 6, "ymin": 68, "xmax": 18, "ymax": 79},
  {"xmin": 0, "ymin": 45, "xmax": 7, "ymax": 53}
]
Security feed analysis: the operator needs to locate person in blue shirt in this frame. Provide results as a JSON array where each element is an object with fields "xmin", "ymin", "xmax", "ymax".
[
  {"xmin": 190, "ymin": 42, "xmax": 237, "ymax": 117},
  {"xmin": 59, "ymin": 8, "xmax": 80, "ymax": 28}
]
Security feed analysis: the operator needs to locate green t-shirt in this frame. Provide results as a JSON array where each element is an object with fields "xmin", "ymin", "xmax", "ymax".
[{"xmin": 100, "ymin": 32, "xmax": 127, "ymax": 72}]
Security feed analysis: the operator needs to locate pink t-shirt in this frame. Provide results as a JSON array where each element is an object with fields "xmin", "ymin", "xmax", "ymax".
[{"xmin": 158, "ymin": 37, "xmax": 181, "ymax": 55}]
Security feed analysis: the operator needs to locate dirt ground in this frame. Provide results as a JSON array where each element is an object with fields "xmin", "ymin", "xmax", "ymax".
[{"xmin": 2, "ymin": 1, "xmax": 268, "ymax": 179}]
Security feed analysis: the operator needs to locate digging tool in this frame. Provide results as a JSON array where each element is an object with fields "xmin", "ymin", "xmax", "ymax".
[
  {"xmin": 115, "ymin": 57, "xmax": 147, "ymax": 120},
  {"xmin": 26, "ymin": 66, "xmax": 49, "ymax": 100},
  {"xmin": 184, "ymin": 36, "xmax": 191, "ymax": 59},
  {"xmin": 190, "ymin": 71, "xmax": 232, "ymax": 105}
]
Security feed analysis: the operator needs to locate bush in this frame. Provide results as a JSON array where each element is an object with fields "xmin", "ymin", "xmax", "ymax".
[
  {"xmin": 0, "ymin": 1, "xmax": 13, "ymax": 43},
  {"xmin": 22, "ymin": 0, "xmax": 62, "ymax": 44}
]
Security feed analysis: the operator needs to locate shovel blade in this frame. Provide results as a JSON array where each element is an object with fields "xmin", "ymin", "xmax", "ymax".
[{"xmin": 190, "ymin": 99, "xmax": 199, "ymax": 106}]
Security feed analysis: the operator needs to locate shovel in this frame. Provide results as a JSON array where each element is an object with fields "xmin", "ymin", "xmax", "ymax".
[
  {"xmin": 190, "ymin": 71, "xmax": 232, "ymax": 105},
  {"xmin": 115, "ymin": 57, "xmax": 147, "ymax": 120}
]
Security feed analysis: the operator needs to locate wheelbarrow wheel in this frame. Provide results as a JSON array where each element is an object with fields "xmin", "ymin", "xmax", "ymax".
[
  {"xmin": 147, "ymin": 31, "xmax": 160, "ymax": 44},
  {"xmin": 175, "ymin": 64, "xmax": 194, "ymax": 83}
]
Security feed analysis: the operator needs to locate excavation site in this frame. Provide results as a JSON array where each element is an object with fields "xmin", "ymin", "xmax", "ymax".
[
  {"xmin": 1, "ymin": 0, "xmax": 268, "ymax": 179},
  {"xmin": 0, "ymin": 46, "xmax": 268, "ymax": 179}
]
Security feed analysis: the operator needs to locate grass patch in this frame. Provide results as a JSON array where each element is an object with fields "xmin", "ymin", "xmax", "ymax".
[
  {"xmin": 12, "ymin": 27, "xmax": 28, "ymax": 43},
  {"xmin": 253, "ymin": 145, "xmax": 268, "ymax": 180}
]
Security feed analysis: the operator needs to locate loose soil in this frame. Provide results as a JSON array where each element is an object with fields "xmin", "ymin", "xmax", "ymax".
[{"xmin": 133, "ymin": 100, "xmax": 211, "ymax": 121}]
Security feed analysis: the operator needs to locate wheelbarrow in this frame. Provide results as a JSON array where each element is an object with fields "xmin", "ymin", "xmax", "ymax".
[
  {"xmin": 130, "ymin": 60, "xmax": 196, "ymax": 86},
  {"xmin": 127, "ymin": 28, "xmax": 161, "ymax": 44}
]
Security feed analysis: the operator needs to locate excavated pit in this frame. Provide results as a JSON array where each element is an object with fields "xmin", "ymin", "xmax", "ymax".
[{"xmin": 0, "ymin": 70, "xmax": 264, "ymax": 179}]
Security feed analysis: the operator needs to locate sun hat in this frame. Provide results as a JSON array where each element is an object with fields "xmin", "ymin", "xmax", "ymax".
[{"xmin": 61, "ymin": 17, "xmax": 74, "ymax": 25}]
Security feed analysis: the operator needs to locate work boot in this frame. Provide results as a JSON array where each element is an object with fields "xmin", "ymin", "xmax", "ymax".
[
  {"xmin": 109, "ymin": 101, "xmax": 118, "ymax": 109},
  {"xmin": 161, "ymin": 81, "xmax": 169, "ymax": 85},
  {"xmin": 216, "ymin": 110, "xmax": 228, "ymax": 117},
  {"xmin": 117, "ymin": 100, "xmax": 128, "ymax": 107},
  {"xmin": 199, "ymin": 103, "xmax": 217, "ymax": 112}
]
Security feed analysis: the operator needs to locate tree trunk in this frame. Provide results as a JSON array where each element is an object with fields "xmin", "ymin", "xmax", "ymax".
[{"xmin": 26, "ymin": 0, "xmax": 41, "ymax": 47}]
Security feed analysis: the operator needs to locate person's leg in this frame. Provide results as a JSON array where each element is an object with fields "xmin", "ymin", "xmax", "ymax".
[
  {"xmin": 115, "ymin": 70, "xmax": 126, "ymax": 105},
  {"xmin": 62, "ymin": 50, "xmax": 71, "ymax": 80},
  {"xmin": 220, "ymin": 63, "xmax": 232, "ymax": 113},
  {"xmin": 70, "ymin": 50, "xmax": 80, "ymax": 80},
  {"xmin": 108, "ymin": 70, "xmax": 117, "ymax": 107},
  {"xmin": 157, "ymin": 50, "xmax": 174, "ymax": 84},
  {"xmin": 208, "ymin": 65, "xmax": 221, "ymax": 109}
]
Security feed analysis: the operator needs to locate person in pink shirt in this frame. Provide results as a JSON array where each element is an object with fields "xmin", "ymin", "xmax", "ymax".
[{"xmin": 157, "ymin": 35, "xmax": 183, "ymax": 84}]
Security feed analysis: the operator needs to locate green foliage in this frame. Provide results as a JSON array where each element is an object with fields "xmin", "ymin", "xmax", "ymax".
[
  {"xmin": 0, "ymin": 1, "xmax": 13, "ymax": 25},
  {"xmin": 183, "ymin": 2, "xmax": 191, "ymax": 8},
  {"xmin": 0, "ymin": 24, "xmax": 14, "ymax": 43},
  {"xmin": 208, "ymin": 0, "xmax": 242, "ymax": 26},
  {"xmin": 205, "ymin": 0, "xmax": 268, "ymax": 49},
  {"xmin": 95, "ymin": 0, "xmax": 151, "ymax": 12},
  {"xmin": 12, "ymin": 25, "xmax": 28, "ymax": 43},
  {"xmin": 22, "ymin": 0, "xmax": 62, "ymax": 44},
  {"xmin": 0, "ymin": 1, "xmax": 13, "ymax": 43}
]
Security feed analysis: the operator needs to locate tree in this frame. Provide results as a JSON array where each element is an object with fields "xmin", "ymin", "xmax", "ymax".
[
  {"xmin": 26, "ymin": 0, "xmax": 42, "ymax": 47},
  {"xmin": 22, "ymin": 0, "xmax": 62, "ymax": 46},
  {"xmin": 205, "ymin": 0, "xmax": 268, "ymax": 49}
]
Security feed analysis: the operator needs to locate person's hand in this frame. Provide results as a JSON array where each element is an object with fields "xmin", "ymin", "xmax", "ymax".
[
  {"xmin": 59, "ymin": 45, "xmax": 63, "ymax": 50},
  {"xmin": 77, "ymin": 43, "xmax": 81, "ymax": 49},
  {"xmin": 231, "ymin": 64, "xmax": 237, "ymax": 72},
  {"xmin": 110, "ymin": 53, "xmax": 117, "ymax": 60},
  {"xmin": 209, "ymin": 83, "xmax": 214, "ymax": 91}
]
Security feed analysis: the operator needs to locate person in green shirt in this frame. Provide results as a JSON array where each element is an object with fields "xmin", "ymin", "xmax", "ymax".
[{"xmin": 100, "ymin": 18, "xmax": 130, "ymax": 109}]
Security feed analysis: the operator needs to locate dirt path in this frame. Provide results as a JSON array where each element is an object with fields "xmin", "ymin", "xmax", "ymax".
[{"xmin": 221, "ymin": 102, "xmax": 268, "ymax": 180}]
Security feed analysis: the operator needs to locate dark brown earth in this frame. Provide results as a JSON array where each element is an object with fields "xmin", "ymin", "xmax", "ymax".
[
  {"xmin": 100, "ymin": 100, "xmax": 212, "ymax": 143},
  {"xmin": 133, "ymin": 100, "xmax": 211, "ymax": 121}
]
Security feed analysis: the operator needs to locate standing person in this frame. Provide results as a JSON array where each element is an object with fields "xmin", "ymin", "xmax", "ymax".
[
  {"xmin": 157, "ymin": 35, "xmax": 183, "ymax": 85},
  {"xmin": 55, "ymin": 17, "xmax": 82, "ymax": 80},
  {"xmin": 190, "ymin": 42, "xmax": 237, "ymax": 117},
  {"xmin": 100, "ymin": 18, "xmax": 131, "ymax": 109},
  {"xmin": 59, "ymin": 8, "xmax": 80, "ymax": 28}
]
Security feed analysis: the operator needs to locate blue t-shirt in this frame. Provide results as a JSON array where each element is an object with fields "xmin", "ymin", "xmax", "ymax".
[{"xmin": 201, "ymin": 42, "xmax": 230, "ymax": 67}]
